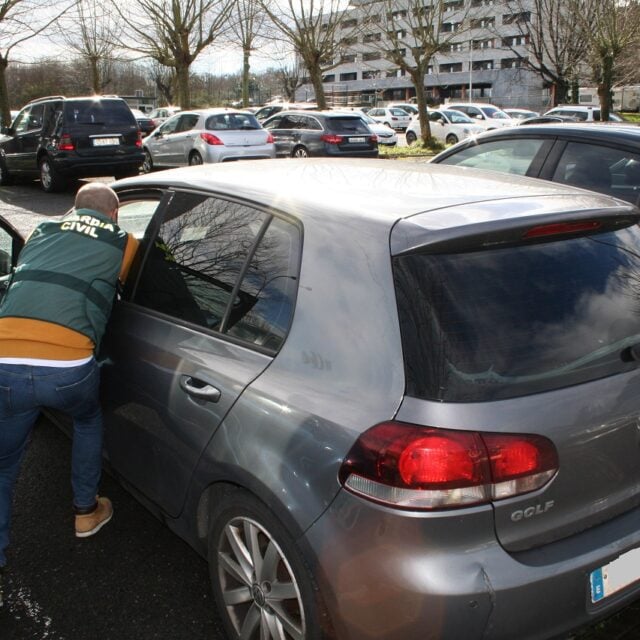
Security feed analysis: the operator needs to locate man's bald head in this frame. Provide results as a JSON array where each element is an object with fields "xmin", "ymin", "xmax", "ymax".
[{"xmin": 75, "ymin": 183, "xmax": 119, "ymax": 220}]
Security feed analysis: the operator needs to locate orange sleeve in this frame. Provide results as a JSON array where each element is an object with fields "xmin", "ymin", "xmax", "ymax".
[{"xmin": 119, "ymin": 233, "xmax": 140, "ymax": 282}]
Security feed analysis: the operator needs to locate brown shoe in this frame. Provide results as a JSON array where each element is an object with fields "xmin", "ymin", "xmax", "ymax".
[{"xmin": 75, "ymin": 496, "xmax": 113, "ymax": 538}]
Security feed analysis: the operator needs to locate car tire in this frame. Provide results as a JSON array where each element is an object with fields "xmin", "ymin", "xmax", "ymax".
[
  {"xmin": 207, "ymin": 487, "xmax": 330, "ymax": 640},
  {"xmin": 189, "ymin": 151, "xmax": 203, "ymax": 166},
  {"xmin": 39, "ymin": 156, "xmax": 66, "ymax": 193},
  {"xmin": 446, "ymin": 134, "xmax": 459, "ymax": 145},
  {"xmin": 142, "ymin": 149, "xmax": 154, "ymax": 173},
  {"xmin": 406, "ymin": 131, "xmax": 417, "ymax": 145},
  {"xmin": 384, "ymin": 122, "xmax": 392, "ymax": 128},
  {"xmin": 0, "ymin": 157, "xmax": 12, "ymax": 185},
  {"xmin": 291, "ymin": 146, "xmax": 309, "ymax": 158}
]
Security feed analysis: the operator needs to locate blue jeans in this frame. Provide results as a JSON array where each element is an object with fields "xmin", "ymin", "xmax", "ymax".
[{"xmin": 0, "ymin": 359, "xmax": 103, "ymax": 568}]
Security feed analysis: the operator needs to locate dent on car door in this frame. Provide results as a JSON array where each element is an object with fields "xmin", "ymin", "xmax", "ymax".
[{"xmin": 101, "ymin": 189, "xmax": 301, "ymax": 517}]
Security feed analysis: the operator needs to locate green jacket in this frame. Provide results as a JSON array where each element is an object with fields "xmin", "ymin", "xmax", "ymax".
[{"xmin": 0, "ymin": 208, "xmax": 128, "ymax": 346}]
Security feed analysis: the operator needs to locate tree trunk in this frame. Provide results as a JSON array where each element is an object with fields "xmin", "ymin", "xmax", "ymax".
[
  {"xmin": 308, "ymin": 65, "xmax": 326, "ymax": 109},
  {"xmin": 90, "ymin": 57, "xmax": 100, "ymax": 94},
  {"xmin": 597, "ymin": 54, "xmax": 614, "ymax": 121},
  {"xmin": 176, "ymin": 63, "xmax": 191, "ymax": 108},
  {"xmin": 0, "ymin": 56, "xmax": 10, "ymax": 128},
  {"xmin": 242, "ymin": 47, "xmax": 251, "ymax": 108},
  {"xmin": 412, "ymin": 71, "xmax": 432, "ymax": 146},
  {"xmin": 554, "ymin": 79, "xmax": 570, "ymax": 106}
]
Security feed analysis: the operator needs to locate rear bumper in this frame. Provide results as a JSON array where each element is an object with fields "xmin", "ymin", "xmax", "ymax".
[
  {"xmin": 203, "ymin": 144, "xmax": 276, "ymax": 163},
  {"xmin": 304, "ymin": 490, "xmax": 640, "ymax": 640},
  {"xmin": 52, "ymin": 151, "xmax": 144, "ymax": 177}
]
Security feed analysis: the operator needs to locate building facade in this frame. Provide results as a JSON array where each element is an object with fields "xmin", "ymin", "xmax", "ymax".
[{"xmin": 295, "ymin": 0, "xmax": 550, "ymax": 111}]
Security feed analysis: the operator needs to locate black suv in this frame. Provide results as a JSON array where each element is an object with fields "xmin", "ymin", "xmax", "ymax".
[{"xmin": 0, "ymin": 96, "xmax": 145, "ymax": 191}]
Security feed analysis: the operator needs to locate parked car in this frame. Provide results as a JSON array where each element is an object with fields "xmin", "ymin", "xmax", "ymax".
[
  {"xmin": 387, "ymin": 102, "xmax": 419, "ymax": 116},
  {"xmin": 503, "ymin": 108, "xmax": 540, "ymax": 120},
  {"xmin": 334, "ymin": 109, "xmax": 398, "ymax": 145},
  {"xmin": 0, "ymin": 95, "xmax": 144, "ymax": 191},
  {"xmin": 405, "ymin": 108, "xmax": 485, "ymax": 145},
  {"xmin": 544, "ymin": 105, "xmax": 625, "ymax": 122},
  {"xmin": 148, "ymin": 105, "xmax": 182, "ymax": 127},
  {"xmin": 254, "ymin": 102, "xmax": 319, "ymax": 121},
  {"xmin": 130, "ymin": 108, "xmax": 156, "ymax": 137},
  {"xmin": 142, "ymin": 108, "xmax": 275, "ymax": 171},
  {"xmin": 518, "ymin": 114, "xmax": 580, "ymax": 125},
  {"xmin": 262, "ymin": 110, "xmax": 378, "ymax": 157},
  {"xmin": 431, "ymin": 123, "xmax": 640, "ymax": 204},
  {"xmin": 3, "ymin": 159, "xmax": 639, "ymax": 639},
  {"xmin": 366, "ymin": 106, "xmax": 412, "ymax": 130},
  {"xmin": 444, "ymin": 102, "xmax": 515, "ymax": 129}
]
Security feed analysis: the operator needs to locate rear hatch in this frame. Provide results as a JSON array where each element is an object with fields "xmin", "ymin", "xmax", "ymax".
[
  {"xmin": 204, "ymin": 112, "xmax": 270, "ymax": 148},
  {"xmin": 325, "ymin": 116, "xmax": 377, "ymax": 152},
  {"xmin": 391, "ymin": 200, "xmax": 640, "ymax": 552},
  {"xmin": 63, "ymin": 99, "xmax": 139, "ymax": 156}
]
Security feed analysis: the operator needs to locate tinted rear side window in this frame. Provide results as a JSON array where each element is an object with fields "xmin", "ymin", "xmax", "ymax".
[
  {"xmin": 394, "ymin": 226, "xmax": 640, "ymax": 402},
  {"xmin": 63, "ymin": 100, "xmax": 136, "ymax": 126},
  {"xmin": 328, "ymin": 117, "xmax": 370, "ymax": 134}
]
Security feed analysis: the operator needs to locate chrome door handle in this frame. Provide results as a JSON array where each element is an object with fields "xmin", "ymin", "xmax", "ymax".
[{"xmin": 179, "ymin": 375, "xmax": 221, "ymax": 402}]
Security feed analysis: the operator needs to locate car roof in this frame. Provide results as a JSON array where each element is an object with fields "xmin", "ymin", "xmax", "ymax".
[
  {"xmin": 444, "ymin": 122, "xmax": 640, "ymax": 143},
  {"xmin": 115, "ymin": 159, "xmax": 628, "ymax": 234}
]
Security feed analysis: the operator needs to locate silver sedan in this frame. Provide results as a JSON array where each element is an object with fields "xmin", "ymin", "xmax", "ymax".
[{"xmin": 142, "ymin": 108, "xmax": 275, "ymax": 171}]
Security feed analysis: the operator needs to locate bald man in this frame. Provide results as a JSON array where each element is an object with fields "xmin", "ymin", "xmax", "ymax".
[{"xmin": 0, "ymin": 183, "xmax": 139, "ymax": 604}]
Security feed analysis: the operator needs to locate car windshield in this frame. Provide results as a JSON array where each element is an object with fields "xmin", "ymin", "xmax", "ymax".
[
  {"xmin": 442, "ymin": 109, "xmax": 474, "ymax": 124},
  {"xmin": 328, "ymin": 117, "xmax": 370, "ymax": 134},
  {"xmin": 394, "ymin": 224, "xmax": 640, "ymax": 402},
  {"xmin": 63, "ymin": 100, "xmax": 136, "ymax": 126},
  {"xmin": 481, "ymin": 106, "xmax": 511, "ymax": 119},
  {"xmin": 205, "ymin": 112, "xmax": 261, "ymax": 131}
]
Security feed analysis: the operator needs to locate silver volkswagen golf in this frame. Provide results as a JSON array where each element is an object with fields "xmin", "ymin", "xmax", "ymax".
[{"xmin": 35, "ymin": 160, "xmax": 640, "ymax": 638}]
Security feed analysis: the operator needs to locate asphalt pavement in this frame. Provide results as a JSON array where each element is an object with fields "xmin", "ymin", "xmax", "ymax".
[{"xmin": 1, "ymin": 178, "xmax": 640, "ymax": 640}]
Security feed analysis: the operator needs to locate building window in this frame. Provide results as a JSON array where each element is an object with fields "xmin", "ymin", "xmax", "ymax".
[
  {"xmin": 363, "ymin": 52, "xmax": 382, "ymax": 61},
  {"xmin": 387, "ymin": 48, "xmax": 407, "ymax": 58},
  {"xmin": 502, "ymin": 35, "xmax": 529, "ymax": 47},
  {"xmin": 413, "ymin": 25, "xmax": 433, "ymax": 37},
  {"xmin": 471, "ymin": 0, "xmax": 495, "ymax": 5},
  {"xmin": 341, "ymin": 18, "xmax": 357, "ymax": 28},
  {"xmin": 470, "ymin": 17, "xmax": 495, "ymax": 28},
  {"xmin": 339, "ymin": 72, "xmax": 357, "ymax": 81},
  {"xmin": 386, "ymin": 68, "xmax": 406, "ymax": 78},
  {"xmin": 322, "ymin": 74, "xmax": 335, "ymax": 83},
  {"xmin": 503, "ymin": 11, "xmax": 531, "ymax": 25},
  {"xmin": 444, "ymin": 0, "xmax": 464, "ymax": 10},
  {"xmin": 363, "ymin": 32, "xmax": 382, "ymax": 43},
  {"xmin": 472, "ymin": 38, "xmax": 496, "ymax": 49},
  {"xmin": 427, "ymin": 65, "xmax": 434, "ymax": 74},
  {"xmin": 387, "ymin": 9, "xmax": 407, "ymax": 19},
  {"xmin": 449, "ymin": 42, "xmax": 466, "ymax": 52},
  {"xmin": 362, "ymin": 70, "xmax": 379, "ymax": 80},
  {"xmin": 439, "ymin": 63, "xmax": 463, "ymax": 73},
  {"xmin": 441, "ymin": 21, "xmax": 462, "ymax": 32},
  {"xmin": 501, "ymin": 57, "xmax": 528, "ymax": 69},
  {"xmin": 340, "ymin": 54, "xmax": 356, "ymax": 64},
  {"xmin": 340, "ymin": 36, "xmax": 358, "ymax": 46},
  {"xmin": 472, "ymin": 60, "xmax": 494, "ymax": 71}
]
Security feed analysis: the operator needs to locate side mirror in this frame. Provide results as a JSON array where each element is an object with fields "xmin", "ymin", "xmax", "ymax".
[{"xmin": 475, "ymin": 114, "xmax": 484, "ymax": 120}]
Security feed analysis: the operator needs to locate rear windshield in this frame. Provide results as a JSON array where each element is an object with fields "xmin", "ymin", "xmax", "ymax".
[
  {"xmin": 205, "ymin": 112, "xmax": 261, "ymax": 131},
  {"xmin": 327, "ymin": 117, "xmax": 370, "ymax": 134},
  {"xmin": 394, "ymin": 225, "xmax": 640, "ymax": 402},
  {"xmin": 63, "ymin": 100, "xmax": 136, "ymax": 126}
]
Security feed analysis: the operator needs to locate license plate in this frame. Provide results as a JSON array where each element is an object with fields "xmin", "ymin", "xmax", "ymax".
[
  {"xmin": 92, "ymin": 137, "xmax": 120, "ymax": 146},
  {"xmin": 349, "ymin": 137, "xmax": 366, "ymax": 143},
  {"xmin": 590, "ymin": 547, "xmax": 640, "ymax": 603}
]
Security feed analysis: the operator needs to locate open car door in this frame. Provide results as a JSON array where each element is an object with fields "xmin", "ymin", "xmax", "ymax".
[{"xmin": 0, "ymin": 216, "xmax": 24, "ymax": 300}]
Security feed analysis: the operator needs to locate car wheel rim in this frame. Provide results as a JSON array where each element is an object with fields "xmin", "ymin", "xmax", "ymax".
[
  {"xmin": 40, "ymin": 161, "xmax": 52, "ymax": 190},
  {"xmin": 190, "ymin": 154, "xmax": 202, "ymax": 165},
  {"xmin": 217, "ymin": 516, "xmax": 305, "ymax": 639},
  {"xmin": 294, "ymin": 148, "xmax": 307, "ymax": 158},
  {"xmin": 143, "ymin": 152, "xmax": 152, "ymax": 173}
]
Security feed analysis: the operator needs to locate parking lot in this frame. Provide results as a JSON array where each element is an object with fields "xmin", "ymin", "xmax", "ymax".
[{"xmin": 1, "ymin": 174, "xmax": 640, "ymax": 640}]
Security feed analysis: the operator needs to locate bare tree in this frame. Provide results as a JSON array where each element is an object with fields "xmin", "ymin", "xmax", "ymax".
[
  {"xmin": 60, "ymin": 0, "xmax": 120, "ymax": 93},
  {"xmin": 260, "ymin": 0, "xmax": 359, "ymax": 109},
  {"xmin": 572, "ymin": 0, "xmax": 640, "ymax": 119},
  {"xmin": 230, "ymin": 0, "xmax": 268, "ymax": 107},
  {"xmin": 363, "ymin": 0, "xmax": 474, "ymax": 146},
  {"xmin": 0, "ymin": 0, "xmax": 77, "ymax": 126},
  {"xmin": 498, "ymin": 0, "xmax": 592, "ymax": 106},
  {"xmin": 147, "ymin": 59, "xmax": 176, "ymax": 106},
  {"xmin": 112, "ymin": 0, "xmax": 234, "ymax": 108}
]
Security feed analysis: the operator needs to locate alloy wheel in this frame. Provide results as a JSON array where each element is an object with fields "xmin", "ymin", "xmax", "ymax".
[{"xmin": 216, "ymin": 516, "xmax": 305, "ymax": 639}]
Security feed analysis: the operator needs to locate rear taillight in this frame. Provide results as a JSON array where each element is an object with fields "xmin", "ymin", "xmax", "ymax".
[
  {"xmin": 339, "ymin": 422, "xmax": 558, "ymax": 510},
  {"xmin": 523, "ymin": 221, "xmax": 601, "ymax": 239},
  {"xmin": 321, "ymin": 134, "xmax": 344, "ymax": 144},
  {"xmin": 58, "ymin": 134, "xmax": 74, "ymax": 151},
  {"xmin": 370, "ymin": 134, "xmax": 378, "ymax": 144},
  {"xmin": 135, "ymin": 131, "xmax": 142, "ymax": 148},
  {"xmin": 266, "ymin": 132, "xmax": 275, "ymax": 144},
  {"xmin": 201, "ymin": 132, "xmax": 224, "ymax": 145}
]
